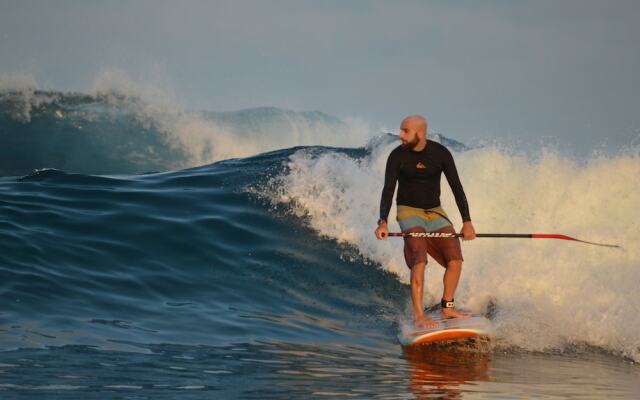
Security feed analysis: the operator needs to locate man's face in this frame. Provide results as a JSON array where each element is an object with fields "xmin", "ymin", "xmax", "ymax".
[{"xmin": 400, "ymin": 119, "xmax": 423, "ymax": 150}]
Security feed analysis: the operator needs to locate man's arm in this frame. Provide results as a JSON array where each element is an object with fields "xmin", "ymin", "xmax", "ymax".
[
  {"xmin": 375, "ymin": 149, "xmax": 399, "ymax": 240},
  {"xmin": 442, "ymin": 148, "xmax": 471, "ymax": 222},
  {"xmin": 442, "ymin": 148, "xmax": 475, "ymax": 240},
  {"xmin": 379, "ymin": 149, "xmax": 400, "ymax": 224}
]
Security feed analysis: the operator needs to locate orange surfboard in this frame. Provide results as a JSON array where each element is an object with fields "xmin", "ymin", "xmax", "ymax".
[{"xmin": 398, "ymin": 311, "xmax": 492, "ymax": 346}]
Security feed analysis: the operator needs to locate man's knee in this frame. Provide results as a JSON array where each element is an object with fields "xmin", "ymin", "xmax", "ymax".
[{"xmin": 446, "ymin": 259, "xmax": 463, "ymax": 269}]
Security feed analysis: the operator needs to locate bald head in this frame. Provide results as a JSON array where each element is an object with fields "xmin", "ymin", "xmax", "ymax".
[
  {"xmin": 400, "ymin": 115, "xmax": 428, "ymax": 151},
  {"xmin": 401, "ymin": 115, "xmax": 428, "ymax": 134}
]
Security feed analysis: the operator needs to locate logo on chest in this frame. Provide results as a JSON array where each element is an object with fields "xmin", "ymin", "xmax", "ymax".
[{"xmin": 416, "ymin": 162, "xmax": 427, "ymax": 169}]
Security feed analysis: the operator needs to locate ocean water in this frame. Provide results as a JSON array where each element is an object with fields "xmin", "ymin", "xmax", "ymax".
[{"xmin": 1, "ymin": 87, "xmax": 639, "ymax": 399}]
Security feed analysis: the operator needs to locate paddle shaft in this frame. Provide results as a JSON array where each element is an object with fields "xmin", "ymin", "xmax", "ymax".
[
  {"xmin": 385, "ymin": 232, "xmax": 620, "ymax": 248},
  {"xmin": 388, "ymin": 233, "xmax": 531, "ymax": 238}
]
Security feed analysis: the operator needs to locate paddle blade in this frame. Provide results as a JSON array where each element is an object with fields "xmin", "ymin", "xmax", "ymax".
[{"xmin": 531, "ymin": 234, "xmax": 621, "ymax": 248}]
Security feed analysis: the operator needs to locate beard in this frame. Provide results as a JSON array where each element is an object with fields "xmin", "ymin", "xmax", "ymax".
[{"xmin": 401, "ymin": 136, "xmax": 420, "ymax": 150}]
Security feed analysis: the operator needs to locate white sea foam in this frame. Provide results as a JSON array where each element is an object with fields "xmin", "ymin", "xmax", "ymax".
[
  {"xmin": 274, "ymin": 138, "xmax": 640, "ymax": 361},
  {"xmin": 0, "ymin": 73, "xmax": 56, "ymax": 122}
]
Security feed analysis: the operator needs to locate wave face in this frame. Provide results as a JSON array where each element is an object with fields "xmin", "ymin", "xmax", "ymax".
[
  {"xmin": 0, "ymin": 85, "xmax": 372, "ymax": 177},
  {"xmin": 1, "ymin": 134, "xmax": 639, "ymax": 364},
  {"xmin": 0, "ymin": 144, "xmax": 406, "ymax": 354}
]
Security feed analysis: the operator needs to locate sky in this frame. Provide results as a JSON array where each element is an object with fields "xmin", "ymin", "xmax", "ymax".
[{"xmin": 1, "ymin": 0, "xmax": 639, "ymax": 155}]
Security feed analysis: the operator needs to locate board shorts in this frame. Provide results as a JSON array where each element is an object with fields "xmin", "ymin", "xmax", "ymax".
[{"xmin": 396, "ymin": 205, "xmax": 464, "ymax": 269}]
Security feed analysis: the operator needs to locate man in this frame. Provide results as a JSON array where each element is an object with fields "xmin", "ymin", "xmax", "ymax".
[{"xmin": 374, "ymin": 115, "xmax": 476, "ymax": 329}]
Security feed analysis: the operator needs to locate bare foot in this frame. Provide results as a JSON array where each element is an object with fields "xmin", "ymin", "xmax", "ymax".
[
  {"xmin": 414, "ymin": 314, "xmax": 439, "ymax": 330},
  {"xmin": 441, "ymin": 308, "xmax": 470, "ymax": 320}
]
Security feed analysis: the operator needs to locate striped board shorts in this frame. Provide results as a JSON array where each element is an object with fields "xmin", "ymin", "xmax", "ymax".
[{"xmin": 396, "ymin": 205, "xmax": 464, "ymax": 269}]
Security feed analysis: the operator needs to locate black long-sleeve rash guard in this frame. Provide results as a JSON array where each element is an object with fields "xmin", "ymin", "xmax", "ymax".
[{"xmin": 379, "ymin": 140, "xmax": 471, "ymax": 223}]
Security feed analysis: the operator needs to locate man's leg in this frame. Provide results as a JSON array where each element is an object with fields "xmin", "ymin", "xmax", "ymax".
[
  {"xmin": 441, "ymin": 259, "xmax": 468, "ymax": 318},
  {"xmin": 411, "ymin": 262, "xmax": 438, "ymax": 329}
]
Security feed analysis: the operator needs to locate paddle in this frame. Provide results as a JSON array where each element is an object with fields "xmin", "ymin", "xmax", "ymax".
[{"xmin": 385, "ymin": 232, "xmax": 621, "ymax": 248}]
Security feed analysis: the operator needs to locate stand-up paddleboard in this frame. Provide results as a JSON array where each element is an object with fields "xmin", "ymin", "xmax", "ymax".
[{"xmin": 398, "ymin": 310, "xmax": 492, "ymax": 347}]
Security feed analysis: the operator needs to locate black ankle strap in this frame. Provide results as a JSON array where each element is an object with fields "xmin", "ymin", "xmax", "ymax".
[{"xmin": 441, "ymin": 298, "xmax": 455, "ymax": 309}]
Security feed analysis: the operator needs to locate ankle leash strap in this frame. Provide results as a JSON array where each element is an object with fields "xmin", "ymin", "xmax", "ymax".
[{"xmin": 441, "ymin": 298, "xmax": 455, "ymax": 309}]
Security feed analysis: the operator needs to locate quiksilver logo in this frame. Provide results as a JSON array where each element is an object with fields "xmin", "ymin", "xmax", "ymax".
[{"xmin": 416, "ymin": 162, "xmax": 426, "ymax": 169}]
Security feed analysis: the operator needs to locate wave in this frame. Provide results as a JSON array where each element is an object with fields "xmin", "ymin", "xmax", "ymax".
[
  {"xmin": 0, "ymin": 72, "xmax": 374, "ymax": 176},
  {"xmin": 0, "ymin": 144, "xmax": 406, "ymax": 354}
]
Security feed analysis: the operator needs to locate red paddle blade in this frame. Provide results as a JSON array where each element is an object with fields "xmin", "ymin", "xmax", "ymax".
[{"xmin": 531, "ymin": 234, "xmax": 621, "ymax": 248}]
